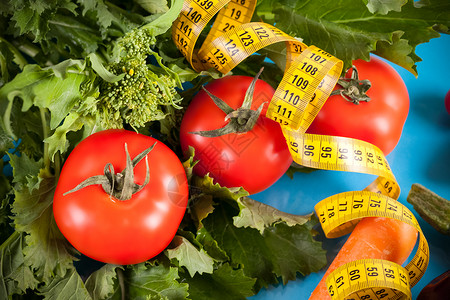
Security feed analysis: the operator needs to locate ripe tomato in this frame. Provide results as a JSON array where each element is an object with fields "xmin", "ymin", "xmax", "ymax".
[
  {"xmin": 179, "ymin": 75, "xmax": 293, "ymax": 195},
  {"xmin": 306, "ymin": 56, "xmax": 409, "ymax": 155},
  {"xmin": 445, "ymin": 89, "xmax": 450, "ymax": 114},
  {"xmin": 53, "ymin": 129, "xmax": 188, "ymax": 265}
]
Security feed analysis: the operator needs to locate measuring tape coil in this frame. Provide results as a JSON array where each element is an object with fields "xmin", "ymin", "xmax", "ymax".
[
  {"xmin": 171, "ymin": 1, "xmax": 429, "ymax": 299},
  {"xmin": 315, "ymin": 192, "xmax": 429, "ymax": 300}
]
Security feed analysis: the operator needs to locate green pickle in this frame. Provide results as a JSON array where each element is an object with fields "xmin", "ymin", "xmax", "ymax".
[{"xmin": 407, "ymin": 183, "xmax": 450, "ymax": 235}]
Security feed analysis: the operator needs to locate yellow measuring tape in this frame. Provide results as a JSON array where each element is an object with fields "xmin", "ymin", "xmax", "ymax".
[
  {"xmin": 171, "ymin": 0, "xmax": 429, "ymax": 299},
  {"xmin": 315, "ymin": 192, "xmax": 429, "ymax": 299}
]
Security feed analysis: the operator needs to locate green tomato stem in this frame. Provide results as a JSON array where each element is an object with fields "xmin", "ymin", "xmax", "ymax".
[
  {"xmin": 63, "ymin": 143, "xmax": 155, "ymax": 201},
  {"xmin": 331, "ymin": 66, "xmax": 372, "ymax": 104},
  {"xmin": 190, "ymin": 67, "xmax": 266, "ymax": 138}
]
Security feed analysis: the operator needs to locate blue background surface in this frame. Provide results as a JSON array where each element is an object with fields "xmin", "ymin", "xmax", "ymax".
[{"xmin": 250, "ymin": 34, "xmax": 450, "ymax": 299}]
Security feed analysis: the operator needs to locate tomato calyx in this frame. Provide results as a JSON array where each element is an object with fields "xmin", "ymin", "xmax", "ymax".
[
  {"xmin": 63, "ymin": 142, "xmax": 156, "ymax": 201},
  {"xmin": 331, "ymin": 66, "xmax": 372, "ymax": 104},
  {"xmin": 190, "ymin": 68, "xmax": 266, "ymax": 137}
]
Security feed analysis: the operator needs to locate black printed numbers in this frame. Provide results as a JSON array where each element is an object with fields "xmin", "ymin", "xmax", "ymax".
[
  {"xmin": 186, "ymin": 7, "xmax": 202, "ymax": 23},
  {"xmin": 239, "ymin": 30, "xmax": 254, "ymax": 47},
  {"xmin": 224, "ymin": 39, "xmax": 239, "ymax": 56},
  {"xmin": 291, "ymin": 75, "xmax": 309, "ymax": 89}
]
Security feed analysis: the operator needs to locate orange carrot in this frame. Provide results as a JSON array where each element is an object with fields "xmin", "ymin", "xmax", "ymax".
[{"xmin": 309, "ymin": 217, "xmax": 418, "ymax": 299}]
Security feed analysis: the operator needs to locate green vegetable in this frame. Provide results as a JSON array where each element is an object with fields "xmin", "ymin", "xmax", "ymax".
[
  {"xmin": 254, "ymin": 0, "xmax": 450, "ymax": 75},
  {"xmin": 407, "ymin": 183, "xmax": 450, "ymax": 235},
  {"xmin": 0, "ymin": 0, "xmax": 449, "ymax": 299},
  {"xmin": 1, "ymin": 5, "xmax": 185, "ymax": 141},
  {"xmin": 85, "ymin": 25, "xmax": 182, "ymax": 130}
]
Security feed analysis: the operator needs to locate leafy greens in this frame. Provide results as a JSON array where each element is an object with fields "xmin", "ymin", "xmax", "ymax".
[
  {"xmin": 254, "ymin": 0, "xmax": 449, "ymax": 75},
  {"xmin": 0, "ymin": 0, "xmax": 449, "ymax": 299}
]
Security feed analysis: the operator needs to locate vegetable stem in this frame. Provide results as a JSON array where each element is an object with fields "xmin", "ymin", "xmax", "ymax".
[
  {"xmin": 330, "ymin": 66, "xmax": 371, "ymax": 104},
  {"xmin": 190, "ymin": 67, "xmax": 265, "ymax": 137},
  {"xmin": 54, "ymin": 152, "xmax": 62, "ymax": 182},
  {"xmin": 0, "ymin": 37, "xmax": 28, "ymax": 68},
  {"xmin": 117, "ymin": 267, "xmax": 126, "ymax": 300},
  {"xmin": 0, "ymin": 231, "xmax": 20, "ymax": 252},
  {"xmin": 40, "ymin": 107, "xmax": 51, "ymax": 171},
  {"xmin": 3, "ymin": 99, "xmax": 17, "ymax": 140},
  {"xmin": 63, "ymin": 143, "xmax": 155, "ymax": 200}
]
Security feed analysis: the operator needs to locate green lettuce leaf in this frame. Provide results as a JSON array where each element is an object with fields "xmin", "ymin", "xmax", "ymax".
[
  {"xmin": 79, "ymin": 0, "xmax": 141, "ymax": 33},
  {"xmin": 165, "ymin": 235, "xmax": 214, "ymax": 277},
  {"xmin": 85, "ymin": 264, "xmax": 121, "ymax": 300},
  {"xmin": 201, "ymin": 202, "xmax": 277, "ymax": 289},
  {"xmin": 265, "ymin": 220, "xmax": 326, "ymax": 284},
  {"xmin": 195, "ymin": 226, "xmax": 230, "ymax": 262},
  {"xmin": 0, "ymin": 132, "xmax": 14, "ymax": 155},
  {"xmin": 140, "ymin": 0, "xmax": 184, "ymax": 37},
  {"xmin": 109, "ymin": 262, "xmax": 189, "ymax": 300},
  {"xmin": 201, "ymin": 200, "xmax": 326, "ymax": 290},
  {"xmin": 5, "ymin": 0, "xmax": 144, "ymax": 60},
  {"xmin": 0, "ymin": 91, "xmax": 44, "ymax": 158},
  {"xmin": 135, "ymin": 0, "xmax": 170, "ymax": 14},
  {"xmin": 8, "ymin": 0, "xmax": 78, "ymax": 42},
  {"xmin": 193, "ymin": 174, "xmax": 249, "ymax": 204},
  {"xmin": 44, "ymin": 13, "xmax": 104, "ymax": 58},
  {"xmin": 255, "ymin": 0, "xmax": 450, "ymax": 74},
  {"xmin": 189, "ymin": 194, "xmax": 216, "ymax": 228},
  {"xmin": 181, "ymin": 263, "xmax": 256, "ymax": 300},
  {"xmin": 363, "ymin": 0, "xmax": 408, "ymax": 14},
  {"xmin": 9, "ymin": 5, "xmax": 50, "ymax": 42},
  {"xmin": 8, "ymin": 152, "xmax": 43, "ymax": 192},
  {"xmin": 43, "ymin": 111, "xmax": 98, "ymax": 161},
  {"xmin": 87, "ymin": 53, "xmax": 124, "ymax": 83},
  {"xmin": 0, "ymin": 232, "xmax": 38, "ymax": 298},
  {"xmin": 0, "ymin": 191, "xmax": 10, "ymax": 226},
  {"xmin": 0, "ymin": 37, "xmax": 27, "ymax": 87},
  {"xmin": 0, "ymin": 61, "xmax": 87, "ymax": 135},
  {"xmin": 10, "ymin": 162, "xmax": 78, "ymax": 286},
  {"xmin": 183, "ymin": 151, "xmax": 326, "ymax": 290},
  {"xmin": 37, "ymin": 267, "xmax": 91, "ymax": 300},
  {"xmin": 0, "ymin": 189, "xmax": 12, "ymax": 244},
  {"xmin": 233, "ymin": 196, "xmax": 312, "ymax": 233}
]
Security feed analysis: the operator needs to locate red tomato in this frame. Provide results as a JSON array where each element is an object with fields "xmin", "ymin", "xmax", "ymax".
[
  {"xmin": 307, "ymin": 56, "xmax": 410, "ymax": 155},
  {"xmin": 53, "ymin": 129, "xmax": 188, "ymax": 265},
  {"xmin": 179, "ymin": 75, "xmax": 293, "ymax": 194},
  {"xmin": 445, "ymin": 89, "xmax": 450, "ymax": 114}
]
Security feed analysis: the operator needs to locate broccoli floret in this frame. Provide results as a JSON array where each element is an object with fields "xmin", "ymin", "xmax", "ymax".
[
  {"xmin": 118, "ymin": 27, "xmax": 156, "ymax": 60},
  {"xmin": 80, "ymin": 27, "xmax": 182, "ymax": 129}
]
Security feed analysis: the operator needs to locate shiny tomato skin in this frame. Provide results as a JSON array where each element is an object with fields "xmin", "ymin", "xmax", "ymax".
[
  {"xmin": 53, "ymin": 129, "xmax": 188, "ymax": 265},
  {"xmin": 306, "ymin": 57, "xmax": 409, "ymax": 155},
  {"xmin": 445, "ymin": 89, "xmax": 450, "ymax": 114},
  {"xmin": 180, "ymin": 75, "xmax": 293, "ymax": 194}
]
